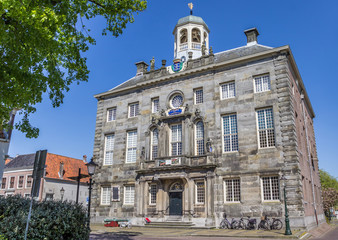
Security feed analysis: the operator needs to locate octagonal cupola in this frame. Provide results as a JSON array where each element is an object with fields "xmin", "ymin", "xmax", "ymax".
[{"xmin": 173, "ymin": 11, "xmax": 210, "ymax": 61}]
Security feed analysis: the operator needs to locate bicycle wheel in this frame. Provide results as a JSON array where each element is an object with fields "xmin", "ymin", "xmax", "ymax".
[
  {"xmin": 247, "ymin": 222, "xmax": 256, "ymax": 230},
  {"xmin": 237, "ymin": 220, "xmax": 245, "ymax": 229},
  {"xmin": 258, "ymin": 221, "xmax": 268, "ymax": 230},
  {"xmin": 231, "ymin": 220, "xmax": 239, "ymax": 229},
  {"xmin": 220, "ymin": 221, "xmax": 226, "ymax": 229},
  {"xmin": 258, "ymin": 221, "xmax": 263, "ymax": 230},
  {"xmin": 225, "ymin": 221, "xmax": 231, "ymax": 229},
  {"xmin": 272, "ymin": 219, "xmax": 283, "ymax": 230}
]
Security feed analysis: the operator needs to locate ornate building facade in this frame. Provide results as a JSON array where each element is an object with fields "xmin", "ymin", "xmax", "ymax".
[{"xmin": 92, "ymin": 14, "xmax": 324, "ymax": 229}]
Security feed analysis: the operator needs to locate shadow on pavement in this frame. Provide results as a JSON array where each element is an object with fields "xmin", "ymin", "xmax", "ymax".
[{"xmin": 90, "ymin": 231, "xmax": 142, "ymax": 240}]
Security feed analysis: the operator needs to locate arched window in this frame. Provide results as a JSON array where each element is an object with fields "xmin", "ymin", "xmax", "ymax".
[
  {"xmin": 180, "ymin": 29, "xmax": 187, "ymax": 44},
  {"xmin": 192, "ymin": 28, "xmax": 201, "ymax": 43},
  {"xmin": 195, "ymin": 121, "xmax": 205, "ymax": 155},
  {"xmin": 170, "ymin": 182, "xmax": 183, "ymax": 192},
  {"xmin": 151, "ymin": 128, "xmax": 159, "ymax": 160}
]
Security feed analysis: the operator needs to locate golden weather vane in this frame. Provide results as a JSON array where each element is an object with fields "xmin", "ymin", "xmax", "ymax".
[{"xmin": 188, "ymin": 3, "xmax": 193, "ymax": 15}]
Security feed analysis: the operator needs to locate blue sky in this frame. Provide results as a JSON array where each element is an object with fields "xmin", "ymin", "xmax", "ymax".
[{"xmin": 9, "ymin": 0, "xmax": 338, "ymax": 178}]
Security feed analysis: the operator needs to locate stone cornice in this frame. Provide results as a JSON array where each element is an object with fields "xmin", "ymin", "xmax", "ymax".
[{"xmin": 94, "ymin": 45, "xmax": 315, "ymax": 118}]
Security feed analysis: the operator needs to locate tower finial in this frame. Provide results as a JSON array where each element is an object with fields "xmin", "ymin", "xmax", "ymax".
[{"xmin": 188, "ymin": 3, "xmax": 193, "ymax": 15}]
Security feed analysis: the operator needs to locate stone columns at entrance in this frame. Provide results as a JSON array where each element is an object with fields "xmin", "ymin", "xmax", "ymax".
[
  {"xmin": 143, "ymin": 181, "xmax": 149, "ymax": 217},
  {"xmin": 137, "ymin": 180, "xmax": 144, "ymax": 217},
  {"xmin": 137, "ymin": 179, "xmax": 147, "ymax": 217},
  {"xmin": 187, "ymin": 179, "xmax": 195, "ymax": 219},
  {"xmin": 157, "ymin": 181, "xmax": 164, "ymax": 218},
  {"xmin": 205, "ymin": 172, "xmax": 215, "ymax": 226}
]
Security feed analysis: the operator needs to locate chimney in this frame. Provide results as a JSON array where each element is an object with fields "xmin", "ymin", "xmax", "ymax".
[
  {"xmin": 59, "ymin": 162, "xmax": 64, "ymax": 179},
  {"xmin": 135, "ymin": 61, "xmax": 149, "ymax": 75},
  {"xmin": 244, "ymin": 28, "xmax": 259, "ymax": 46},
  {"xmin": 83, "ymin": 155, "xmax": 87, "ymax": 163},
  {"xmin": 5, "ymin": 156, "xmax": 12, "ymax": 165}
]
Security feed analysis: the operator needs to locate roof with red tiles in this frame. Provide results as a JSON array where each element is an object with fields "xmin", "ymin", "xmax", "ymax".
[{"xmin": 45, "ymin": 153, "xmax": 89, "ymax": 183}]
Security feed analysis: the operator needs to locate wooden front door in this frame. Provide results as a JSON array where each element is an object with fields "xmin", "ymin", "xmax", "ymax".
[{"xmin": 169, "ymin": 192, "xmax": 182, "ymax": 215}]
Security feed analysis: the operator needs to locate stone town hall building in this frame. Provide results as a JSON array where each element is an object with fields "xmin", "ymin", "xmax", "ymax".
[{"xmin": 92, "ymin": 14, "xmax": 324, "ymax": 229}]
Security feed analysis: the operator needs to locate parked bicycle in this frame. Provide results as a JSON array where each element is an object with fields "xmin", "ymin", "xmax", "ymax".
[
  {"xmin": 237, "ymin": 216, "xmax": 257, "ymax": 230},
  {"xmin": 258, "ymin": 215, "xmax": 283, "ymax": 230},
  {"xmin": 219, "ymin": 213, "xmax": 239, "ymax": 229},
  {"xmin": 119, "ymin": 220, "xmax": 132, "ymax": 228}
]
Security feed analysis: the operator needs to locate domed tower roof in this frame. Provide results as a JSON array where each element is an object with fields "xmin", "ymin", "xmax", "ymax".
[{"xmin": 173, "ymin": 15, "xmax": 210, "ymax": 34}]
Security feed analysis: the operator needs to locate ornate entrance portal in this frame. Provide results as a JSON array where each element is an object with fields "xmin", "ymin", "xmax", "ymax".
[{"xmin": 169, "ymin": 182, "xmax": 183, "ymax": 216}]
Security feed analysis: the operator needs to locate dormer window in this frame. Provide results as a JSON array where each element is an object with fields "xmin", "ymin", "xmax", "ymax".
[
  {"xmin": 192, "ymin": 28, "xmax": 201, "ymax": 43},
  {"xmin": 59, "ymin": 162, "xmax": 64, "ymax": 179},
  {"xmin": 180, "ymin": 29, "xmax": 187, "ymax": 44}
]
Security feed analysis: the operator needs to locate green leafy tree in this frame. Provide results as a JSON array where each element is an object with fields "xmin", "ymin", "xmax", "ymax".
[
  {"xmin": 320, "ymin": 169, "xmax": 338, "ymax": 190},
  {"xmin": 0, "ymin": 0, "xmax": 147, "ymax": 138},
  {"xmin": 319, "ymin": 169, "xmax": 338, "ymax": 216}
]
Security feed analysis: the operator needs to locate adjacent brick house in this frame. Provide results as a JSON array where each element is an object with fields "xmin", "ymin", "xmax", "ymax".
[
  {"xmin": 91, "ymin": 14, "xmax": 324, "ymax": 229},
  {"xmin": 0, "ymin": 153, "xmax": 89, "ymax": 204}
]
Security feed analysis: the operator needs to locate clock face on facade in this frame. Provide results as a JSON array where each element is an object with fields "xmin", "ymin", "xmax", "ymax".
[{"xmin": 171, "ymin": 94, "xmax": 183, "ymax": 108}]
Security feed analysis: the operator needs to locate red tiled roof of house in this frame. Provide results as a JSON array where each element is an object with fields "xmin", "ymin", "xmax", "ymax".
[{"xmin": 45, "ymin": 153, "xmax": 89, "ymax": 183}]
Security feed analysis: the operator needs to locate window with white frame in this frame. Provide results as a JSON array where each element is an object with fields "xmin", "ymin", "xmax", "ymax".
[
  {"xmin": 195, "ymin": 181, "xmax": 205, "ymax": 204},
  {"xmin": 107, "ymin": 107, "xmax": 117, "ymax": 122},
  {"xmin": 222, "ymin": 114, "xmax": 238, "ymax": 152},
  {"xmin": 104, "ymin": 134, "xmax": 114, "ymax": 165},
  {"xmin": 124, "ymin": 185, "xmax": 135, "ymax": 205},
  {"xmin": 149, "ymin": 184, "xmax": 157, "ymax": 205},
  {"xmin": 26, "ymin": 175, "xmax": 32, "ymax": 188},
  {"xmin": 195, "ymin": 121, "xmax": 205, "ymax": 155},
  {"xmin": 1, "ymin": 178, "xmax": 6, "ymax": 189},
  {"xmin": 128, "ymin": 102, "xmax": 139, "ymax": 118},
  {"xmin": 17, "ymin": 176, "xmax": 24, "ymax": 189},
  {"xmin": 171, "ymin": 124, "xmax": 182, "ymax": 156},
  {"xmin": 101, "ymin": 186, "xmax": 111, "ymax": 205},
  {"xmin": 45, "ymin": 193, "xmax": 54, "ymax": 200},
  {"xmin": 221, "ymin": 82, "xmax": 236, "ymax": 99},
  {"xmin": 256, "ymin": 108, "xmax": 275, "ymax": 148},
  {"xmin": 152, "ymin": 98, "xmax": 159, "ymax": 113},
  {"xmin": 9, "ymin": 177, "xmax": 15, "ymax": 189},
  {"xmin": 194, "ymin": 88, "xmax": 203, "ymax": 104},
  {"xmin": 112, "ymin": 186, "xmax": 120, "ymax": 201},
  {"xmin": 254, "ymin": 75, "xmax": 270, "ymax": 93},
  {"xmin": 224, "ymin": 179, "xmax": 241, "ymax": 202},
  {"xmin": 261, "ymin": 176, "xmax": 280, "ymax": 201},
  {"xmin": 151, "ymin": 128, "xmax": 158, "ymax": 160},
  {"xmin": 126, "ymin": 131, "xmax": 137, "ymax": 163}
]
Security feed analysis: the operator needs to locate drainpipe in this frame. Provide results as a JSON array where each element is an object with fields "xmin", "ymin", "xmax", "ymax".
[{"xmin": 301, "ymin": 93, "xmax": 318, "ymax": 226}]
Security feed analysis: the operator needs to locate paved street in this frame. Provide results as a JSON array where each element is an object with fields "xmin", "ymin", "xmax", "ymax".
[
  {"xmin": 90, "ymin": 222, "xmax": 338, "ymax": 240},
  {"xmin": 89, "ymin": 225, "xmax": 298, "ymax": 240},
  {"xmin": 90, "ymin": 234, "xmax": 287, "ymax": 240},
  {"xmin": 310, "ymin": 223, "xmax": 338, "ymax": 240}
]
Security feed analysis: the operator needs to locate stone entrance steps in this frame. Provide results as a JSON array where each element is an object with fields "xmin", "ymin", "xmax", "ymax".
[{"xmin": 144, "ymin": 221, "xmax": 195, "ymax": 228}]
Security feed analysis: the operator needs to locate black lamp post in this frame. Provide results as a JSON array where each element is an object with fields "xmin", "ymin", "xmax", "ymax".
[
  {"xmin": 86, "ymin": 157, "xmax": 97, "ymax": 230},
  {"xmin": 60, "ymin": 187, "xmax": 65, "ymax": 201},
  {"xmin": 281, "ymin": 175, "xmax": 292, "ymax": 235}
]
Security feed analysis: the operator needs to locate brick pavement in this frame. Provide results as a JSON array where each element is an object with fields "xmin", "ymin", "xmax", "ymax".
[
  {"xmin": 91, "ymin": 220, "xmax": 338, "ymax": 239},
  {"xmin": 90, "ymin": 224, "xmax": 302, "ymax": 239}
]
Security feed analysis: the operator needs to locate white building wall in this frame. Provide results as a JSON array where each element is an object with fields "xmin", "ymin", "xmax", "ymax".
[{"xmin": 43, "ymin": 178, "xmax": 89, "ymax": 205}]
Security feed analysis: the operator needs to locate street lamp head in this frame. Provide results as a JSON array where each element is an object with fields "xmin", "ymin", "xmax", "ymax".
[
  {"xmin": 86, "ymin": 157, "xmax": 98, "ymax": 176},
  {"xmin": 60, "ymin": 187, "xmax": 65, "ymax": 198}
]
